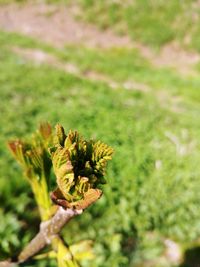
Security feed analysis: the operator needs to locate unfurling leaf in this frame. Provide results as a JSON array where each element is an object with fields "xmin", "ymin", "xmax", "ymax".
[
  {"xmin": 8, "ymin": 123, "xmax": 53, "ymax": 182},
  {"xmin": 55, "ymin": 124, "xmax": 67, "ymax": 147},
  {"xmin": 39, "ymin": 122, "xmax": 52, "ymax": 140},
  {"xmin": 8, "ymin": 140, "xmax": 27, "ymax": 166},
  {"xmin": 50, "ymin": 124, "xmax": 113, "ymax": 208}
]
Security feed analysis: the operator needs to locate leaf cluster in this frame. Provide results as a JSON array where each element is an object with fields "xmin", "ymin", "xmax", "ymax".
[
  {"xmin": 8, "ymin": 122, "xmax": 52, "ymax": 182},
  {"xmin": 50, "ymin": 124, "xmax": 113, "ymax": 207},
  {"xmin": 8, "ymin": 123, "xmax": 113, "ymax": 211}
]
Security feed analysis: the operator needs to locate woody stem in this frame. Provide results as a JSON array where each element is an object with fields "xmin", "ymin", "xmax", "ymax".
[{"xmin": 18, "ymin": 207, "xmax": 82, "ymax": 263}]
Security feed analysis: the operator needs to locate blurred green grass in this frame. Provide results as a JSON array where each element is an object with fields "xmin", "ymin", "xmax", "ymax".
[
  {"xmin": 69, "ymin": 0, "xmax": 200, "ymax": 52},
  {"xmin": 1, "ymin": 29, "xmax": 200, "ymax": 267},
  {"xmin": 1, "ymin": 0, "xmax": 200, "ymax": 52}
]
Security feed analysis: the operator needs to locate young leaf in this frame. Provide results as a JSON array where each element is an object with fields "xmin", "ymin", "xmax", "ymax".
[{"xmin": 50, "ymin": 124, "xmax": 113, "ymax": 207}]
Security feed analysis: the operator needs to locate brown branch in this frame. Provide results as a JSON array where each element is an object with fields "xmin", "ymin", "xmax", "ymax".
[
  {"xmin": 0, "ymin": 207, "xmax": 82, "ymax": 266},
  {"xmin": 0, "ymin": 190, "xmax": 101, "ymax": 265},
  {"xmin": 18, "ymin": 207, "xmax": 82, "ymax": 263},
  {"xmin": 0, "ymin": 261, "xmax": 16, "ymax": 267}
]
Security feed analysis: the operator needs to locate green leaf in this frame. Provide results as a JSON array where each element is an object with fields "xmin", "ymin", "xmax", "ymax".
[
  {"xmin": 57, "ymin": 240, "xmax": 79, "ymax": 267},
  {"xmin": 50, "ymin": 125, "xmax": 113, "ymax": 206},
  {"xmin": 55, "ymin": 124, "xmax": 66, "ymax": 147},
  {"xmin": 70, "ymin": 240, "xmax": 94, "ymax": 261}
]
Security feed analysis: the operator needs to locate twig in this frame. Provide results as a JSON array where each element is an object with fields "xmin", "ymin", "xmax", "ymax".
[
  {"xmin": 18, "ymin": 207, "xmax": 82, "ymax": 263},
  {"xmin": 0, "ymin": 207, "xmax": 82, "ymax": 265}
]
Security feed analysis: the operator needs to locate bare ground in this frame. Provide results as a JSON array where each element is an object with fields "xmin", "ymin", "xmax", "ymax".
[
  {"xmin": 0, "ymin": 1, "xmax": 199, "ymax": 75},
  {"xmin": 0, "ymin": 0, "xmax": 188, "ymax": 115},
  {"xmin": 0, "ymin": 1, "xmax": 132, "ymax": 48}
]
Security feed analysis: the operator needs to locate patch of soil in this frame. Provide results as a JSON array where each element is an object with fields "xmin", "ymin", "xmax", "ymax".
[
  {"xmin": 0, "ymin": 1, "xmax": 132, "ymax": 48},
  {"xmin": 0, "ymin": 1, "xmax": 199, "ymax": 75},
  {"xmin": 134, "ymin": 41, "xmax": 200, "ymax": 75},
  {"xmin": 151, "ymin": 42, "xmax": 200, "ymax": 75},
  {"xmin": 13, "ymin": 47, "xmax": 80, "ymax": 74}
]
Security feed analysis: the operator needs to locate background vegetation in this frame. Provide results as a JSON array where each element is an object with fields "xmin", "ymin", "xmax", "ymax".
[
  {"xmin": 73, "ymin": 0, "xmax": 200, "ymax": 51},
  {"xmin": 1, "ymin": 1, "xmax": 200, "ymax": 266}
]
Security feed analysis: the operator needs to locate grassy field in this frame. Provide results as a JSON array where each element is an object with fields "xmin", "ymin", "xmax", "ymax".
[
  {"xmin": 1, "ymin": 1, "xmax": 200, "ymax": 267},
  {"xmin": 72, "ymin": 0, "xmax": 200, "ymax": 52},
  {"xmin": 2, "ymin": 0, "xmax": 200, "ymax": 52}
]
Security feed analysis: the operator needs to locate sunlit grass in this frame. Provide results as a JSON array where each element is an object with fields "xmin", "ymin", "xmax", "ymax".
[{"xmin": 1, "ymin": 31, "xmax": 200, "ymax": 266}]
